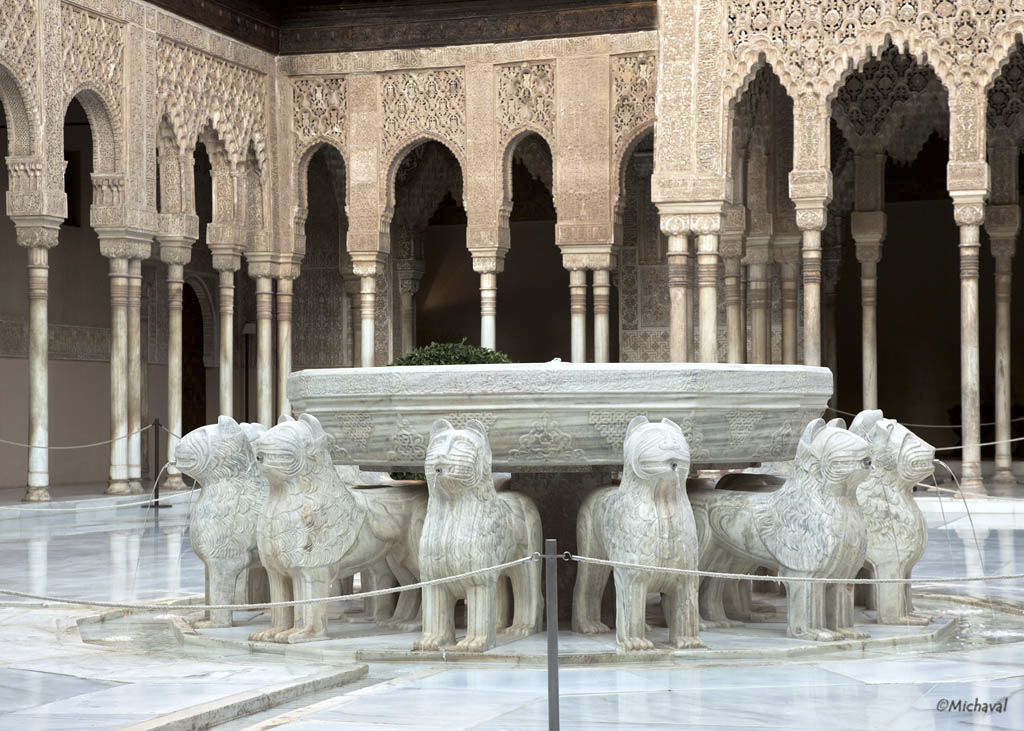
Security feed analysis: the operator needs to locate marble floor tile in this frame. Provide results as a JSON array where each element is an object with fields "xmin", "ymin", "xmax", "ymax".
[{"xmin": 0, "ymin": 667, "xmax": 120, "ymax": 714}]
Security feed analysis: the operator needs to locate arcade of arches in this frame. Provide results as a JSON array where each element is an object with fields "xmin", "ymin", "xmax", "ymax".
[{"xmin": 0, "ymin": 0, "xmax": 1022, "ymax": 500}]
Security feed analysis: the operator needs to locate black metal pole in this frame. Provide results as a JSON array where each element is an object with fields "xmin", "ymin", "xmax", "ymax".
[{"xmin": 545, "ymin": 538, "xmax": 560, "ymax": 731}]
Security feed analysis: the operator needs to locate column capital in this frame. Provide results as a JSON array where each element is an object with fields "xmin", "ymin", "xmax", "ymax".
[
  {"xmin": 98, "ymin": 235, "xmax": 152, "ymax": 261},
  {"xmin": 210, "ymin": 247, "xmax": 242, "ymax": 273},
  {"xmin": 951, "ymin": 196, "xmax": 986, "ymax": 227},
  {"xmin": 560, "ymin": 245, "xmax": 616, "ymax": 271},
  {"xmin": 793, "ymin": 203, "xmax": 827, "ymax": 232},
  {"xmin": 984, "ymin": 203, "xmax": 1020, "ymax": 242},
  {"xmin": 772, "ymin": 235, "xmax": 801, "ymax": 264},
  {"xmin": 470, "ymin": 251, "xmax": 506, "ymax": 274},
  {"xmin": 350, "ymin": 250, "xmax": 388, "ymax": 278},
  {"xmin": 850, "ymin": 210, "xmax": 886, "ymax": 245},
  {"xmin": 11, "ymin": 216, "xmax": 62, "ymax": 249},
  {"xmin": 245, "ymin": 250, "xmax": 276, "ymax": 279},
  {"xmin": 156, "ymin": 234, "xmax": 196, "ymax": 266},
  {"xmin": 656, "ymin": 201, "xmax": 725, "ymax": 235},
  {"xmin": 274, "ymin": 253, "xmax": 304, "ymax": 280}
]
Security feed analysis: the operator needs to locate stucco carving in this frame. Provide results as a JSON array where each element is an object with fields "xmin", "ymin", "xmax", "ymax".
[
  {"xmin": 691, "ymin": 419, "xmax": 872, "ymax": 641},
  {"xmin": 293, "ymin": 76, "xmax": 347, "ymax": 152},
  {"xmin": 381, "ymin": 68, "xmax": 465, "ymax": 162},
  {"xmin": 416, "ymin": 419, "xmax": 543, "ymax": 652},
  {"xmin": 573, "ymin": 416, "xmax": 702, "ymax": 651},
  {"xmin": 174, "ymin": 417, "xmax": 267, "ymax": 628},
  {"xmin": 251, "ymin": 414, "xmax": 427, "ymax": 643},
  {"xmin": 612, "ymin": 52, "xmax": 656, "ymax": 161},
  {"xmin": 497, "ymin": 62, "xmax": 554, "ymax": 143},
  {"xmin": 849, "ymin": 410, "xmax": 935, "ymax": 626}
]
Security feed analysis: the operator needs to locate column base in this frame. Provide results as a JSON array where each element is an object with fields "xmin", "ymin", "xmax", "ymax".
[
  {"xmin": 958, "ymin": 474, "xmax": 987, "ymax": 496},
  {"xmin": 106, "ymin": 479, "xmax": 133, "ymax": 495},
  {"xmin": 992, "ymin": 469, "xmax": 1018, "ymax": 488},
  {"xmin": 160, "ymin": 471, "xmax": 189, "ymax": 491},
  {"xmin": 128, "ymin": 479, "xmax": 145, "ymax": 494},
  {"xmin": 22, "ymin": 486, "xmax": 51, "ymax": 503}
]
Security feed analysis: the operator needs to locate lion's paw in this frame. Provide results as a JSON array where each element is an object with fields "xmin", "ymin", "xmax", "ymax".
[
  {"xmin": 454, "ymin": 634, "xmax": 490, "ymax": 653},
  {"xmin": 883, "ymin": 614, "xmax": 931, "ymax": 626},
  {"xmin": 192, "ymin": 618, "xmax": 226, "ymax": 630},
  {"xmin": 618, "ymin": 635, "xmax": 655, "ymax": 651},
  {"xmin": 669, "ymin": 636, "xmax": 706, "ymax": 650},
  {"xmin": 699, "ymin": 618, "xmax": 742, "ymax": 630},
  {"xmin": 499, "ymin": 623, "xmax": 534, "ymax": 639},
  {"xmin": 248, "ymin": 627, "xmax": 284, "ymax": 643},
  {"xmin": 837, "ymin": 628, "xmax": 870, "ymax": 640},
  {"xmin": 789, "ymin": 628, "xmax": 843, "ymax": 642},
  {"xmin": 413, "ymin": 634, "xmax": 444, "ymax": 651},
  {"xmin": 573, "ymin": 620, "xmax": 611, "ymax": 635}
]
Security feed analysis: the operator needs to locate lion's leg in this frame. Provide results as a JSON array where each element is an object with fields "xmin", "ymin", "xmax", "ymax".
[
  {"xmin": 503, "ymin": 562, "xmax": 538, "ymax": 638},
  {"xmin": 367, "ymin": 561, "xmax": 398, "ymax": 624},
  {"xmin": 828, "ymin": 581, "xmax": 868, "ymax": 639},
  {"xmin": 873, "ymin": 562, "xmax": 929, "ymax": 625},
  {"xmin": 414, "ymin": 584, "xmax": 455, "ymax": 651},
  {"xmin": 666, "ymin": 576, "xmax": 704, "ymax": 650},
  {"xmin": 281, "ymin": 566, "xmax": 331, "ymax": 643},
  {"xmin": 785, "ymin": 578, "xmax": 841, "ymax": 642},
  {"xmin": 387, "ymin": 561, "xmax": 422, "ymax": 631},
  {"xmin": 722, "ymin": 579, "xmax": 751, "ymax": 621},
  {"xmin": 698, "ymin": 576, "xmax": 741, "ymax": 629},
  {"xmin": 496, "ymin": 575, "xmax": 512, "ymax": 631},
  {"xmin": 457, "ymin": 577, "xmax": 498, "ymax": 652},
  {"xmin": 572, "ymin": 511, "xmax": 610, "ymax": 635},
  {"xmin": 196, "ymin": 559, "xmax": 246, "ymax": 628},
  {"xmin": 249, "ymin": 569, "xmax": 292, "ymax": 642},
  {"xmin": 614, "ymin": 567, "xmax": 653, "ymax": 651},
  {"xmin": 901, "ymin": 565, "xmax": 930, "ymax": 624}
]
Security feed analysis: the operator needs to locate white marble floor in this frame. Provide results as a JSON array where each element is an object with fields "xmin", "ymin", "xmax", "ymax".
[{"xmin": 0, "ymin": 491, "xmax": 1023, "ymax": 729}]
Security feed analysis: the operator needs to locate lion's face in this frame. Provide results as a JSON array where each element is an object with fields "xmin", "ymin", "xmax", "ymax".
[
  {"xmin": 425, "ymin": 419, "xmax": 491, "ymax": 497},
  {"xmin": 253, "ymin": 413, "xmax": 332, "ymax": 486},
  {"xmin": 623, "ymin": 416, "xmax": 690, "ymax": 486},
  {"xmin": 850, "ymin": 410, "xmax": 935, "ymax": 486},
  {"xmin": 796, "ymin": 419, "xmax": 871, "ymax": 497},
  {"xmin": 175, "ymin": 415, "xmax": 253, "ymax": 484}
]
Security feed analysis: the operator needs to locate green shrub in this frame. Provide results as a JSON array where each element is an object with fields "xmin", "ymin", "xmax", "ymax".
[
  {"xmin": 389, "ymin": 338, "xmax": 511, "ymax": 367},
  {"xmin": 388, "ymin": 339, "xmax": 510, "ymax": 479}
]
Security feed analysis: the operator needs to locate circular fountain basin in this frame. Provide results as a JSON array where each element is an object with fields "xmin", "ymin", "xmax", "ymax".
[{"xmin": 288, "ymin": 362, "xmax": 832, "ymax": 471}]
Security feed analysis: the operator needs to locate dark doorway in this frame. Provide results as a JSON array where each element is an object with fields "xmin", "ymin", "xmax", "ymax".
[{"xmin": 182, "ymin": 283, "xmax": 206, "ymax": 433}]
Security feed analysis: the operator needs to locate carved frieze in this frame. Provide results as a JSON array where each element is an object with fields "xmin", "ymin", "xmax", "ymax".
[
  {"xmin": 497, "ymin": 62, "xmax": 555, "ymax": 143},
  {"xmin": 293, "ymin": 77, "xmax": 347, "ymax": 151},
  {"xmin": 380, "ymin": 69, "xmax": 465, "ymax": 162},
  {"xmin": 613, "ymin": 52, "xmax": 656, "ymax": 161}
]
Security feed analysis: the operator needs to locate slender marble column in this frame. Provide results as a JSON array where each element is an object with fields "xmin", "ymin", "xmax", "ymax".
[
  {"xmin": 256, "ymin": 276, "xmax": 274, "ymax": 427},
  {"xmin": 993, "ymin": 246, "xmax": 1015, "ymax": 486},
  {"xmin": 592, "ymin": 269, "xmax": 611, "ymax": 363},
  {"xmin": 360, "ymin": 274, "xmax": 376, "ymax": 368},
  {"xmin": 162, "ymin": 262, "xmax": 187, "ymax": 490},
  {"xmin": 821, "ymin": 217, "xmax": 843, "ymax": 403},
  {"xmin": 667, "ymin": 241, "xmax": 690, "ymax": 362},
  {"xmin": 852, "ymin": 211, "xmax": 884, "ymax": 411},
  {"xmin": 799, "ymin": 222, "xmax": 824, "ymax": 367},
  {"xmin": 569, "ymin": 269, "xmax": 587, "ymax": 363},
  {"xmin": 471, "ymin": 255, "xmax": 501, "ymax": 351},
  {"xmin": 217, "ymin": 269, "xmax": 235, "ymax": 417},
  {"xmin": 276, "ymin": 277, "xmax": 294, "ymax": 418},
  {"xmin": 126, "ymin": 259, "xmax": 143, "ymax": 494},
  {"xmin": 21, "ymin": 229, "xmax": 58, "ymax": 502},
  {"xmin": 955, "ymin": 202, "xmax": 985, "ymax": 494},
  {"xmin": 399, "ymin": 278, "xmax": 419, "ymax": 355},
  {"xmin": 745, "ymin": 240, "xmax": 772, "ymax": 365},
  {"xmin": 106, "ymin": 257, "xmax": 131, "ymax": 495},
  {"xmin": 696, "ymin": 232, "xmax": 719, "ymax": 363},
  {"xmin": 774, "ymin": 238, "xmax": 800, "ymax": 365},
  {"xmin": 719, "ymin": 215, "xmax": 745, "ymax": 364}
]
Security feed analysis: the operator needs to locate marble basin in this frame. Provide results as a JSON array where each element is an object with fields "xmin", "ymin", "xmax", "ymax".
[{"xmin": 288, "ymin": 362, "xmax": 833, "ymax": 471}]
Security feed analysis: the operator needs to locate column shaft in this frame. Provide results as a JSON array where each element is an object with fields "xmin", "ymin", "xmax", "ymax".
[
  {"xmin": 24, "ymin": 247, "xmax": 50, "ymax": 501},
  {"xmin": 748, "ymin": 264, "xmax": 770, "ymax": 365},
  {"xmin": 697, "ymin": 234, "xmax": 719, "ymax": 363},
  {"xmin": 801, "ymin": 229, "xmax": 822, "ymax": 366},
  {"xmin": 861, "ymin": 260, "xmax": 878, "ymax": 410},
  {"xmin": 126, "ymin": 259, "xmax": 143, "ymax": 493},
  {"xmin": 724, "ymin": 257, "xmax": 742, "ymax": 363},
  {"xmin": 360, "ymin": 275, "xmax": 376, "ymax": 368},
  {"xmin": 592, "ymin": 269, "xmax": 611, "ymax": 363},
  {"xmin": 256, "ymin": 277, "xmax": 274, "ymax": 427},
  {"xmin": 276, "ymin": 278, "xmax": 293, "ymax": 418},
  {"xmin": 218, "ymin": 269, "xmax": 234, "ymax": 417},
  {"xmin": 107, "ymin": 258, "xmax": 130, "ymax": 494},
  {"xmin": 569, "ymin": 269, "xmax": 587, "ymax": 363},
  {"xmin": 668, "ymin": 247, "xmax": 690, "ymax": 362},
  {"xmin": 480, "ymin": 272, "xmax": 497, "ymax": 351},
  {"xmin": 960, "ymin": 225, "xmax": 983, "ymax": 493},
  {"xmin": 163, "ymin": 264, "xmax": 186, "ymax": 490},
  {"xmin": 780, "ymin": 262, "xmax": 799, "ymax": 365},
  {"xmin": 994, "ymin": 253, "xmax": 1014, "ymax": 483}
]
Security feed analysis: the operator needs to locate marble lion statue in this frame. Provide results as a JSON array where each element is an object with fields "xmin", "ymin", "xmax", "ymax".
[
  {"xmin": 174, "ymin": 415, "xmax": 268, "ymax": 628},
  {"xmin": 849, "ymin": 409, "xmax": 934, "ymax": 625},
  {"xmin": 572, "ymin": 416, "xmax": 702, "ymax": 651},
  {"xmin": 415, "ymin": 419, "xmax": 543, "ymax": 653},
  {"xmin": 690, "ymin": 418, "xmax": 872, "ymax": 641},
  {"xmin": 250, "ymin": 413, "xmax": 427, "ymax": 643}
]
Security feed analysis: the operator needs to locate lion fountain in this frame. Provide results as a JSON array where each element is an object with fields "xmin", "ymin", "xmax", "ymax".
[
  {"xmin": 414, "ymin": 419, "xmax": 543, "ymax": 653},
  {"xmin": 689, "ymin": 418, "xmax": 872, "ymax": 641},
  {"xmin": 572, "ymin": 416, "xmax": 703, "ymax": 651}
]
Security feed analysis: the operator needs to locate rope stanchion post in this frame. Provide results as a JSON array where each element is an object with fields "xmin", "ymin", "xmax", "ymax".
[
  {"xmin": 145, "ymin": 419, "xmax": 169, "ymax": 510},
  {"xmin": 545, "ymin": 538, "xmax": 560, "ymax": 731}
]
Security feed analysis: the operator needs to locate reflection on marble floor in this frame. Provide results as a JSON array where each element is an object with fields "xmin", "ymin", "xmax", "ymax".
[{"xmin": 0, "ymin": 494, "xmax": 1023, "ymax": 730}]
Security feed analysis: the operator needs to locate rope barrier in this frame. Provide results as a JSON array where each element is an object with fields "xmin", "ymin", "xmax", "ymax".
[
  {"xmin": 0, "ymin": 424, "xmax": 154, "ymax": 450},
  {"xmin": 567, "ymin": 555, "xmax": 1024, "ymax": 585},
  {"xmin": 933, "ymin": 435, "xmax": 1024, "ymax": 451},
  {"xmin": 0, "ymin": 554, "xmax": 540, "ymax": 611},
  {"xmin": 825, "ymin": 406, "xmax": 1024, "ymax": 429},
  {"xmin": 0, "ymin": 493, "xmax": 194, "ymax": 512}
]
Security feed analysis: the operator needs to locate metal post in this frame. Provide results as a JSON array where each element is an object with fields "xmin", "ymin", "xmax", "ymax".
[
  {"xmin": 145, "ymin": 419, "xmax": 169, "ymax": 509},
  {"xmin": 545, "ymin": 538, "xmax": 559, "ymax": 731}
]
